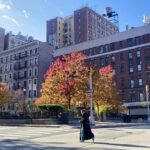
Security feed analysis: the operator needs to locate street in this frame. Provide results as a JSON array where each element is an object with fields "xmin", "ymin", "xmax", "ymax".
[{"xmin": 0, "ymin": 124, "xmax": 150, "ymax": 150}]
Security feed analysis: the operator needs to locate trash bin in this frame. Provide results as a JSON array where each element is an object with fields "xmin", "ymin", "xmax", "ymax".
[{"xmin": 61, "ymin": 112, "xmax": 69, "ymax": 124}]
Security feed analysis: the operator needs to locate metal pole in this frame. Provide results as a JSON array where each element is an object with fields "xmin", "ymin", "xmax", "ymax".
[
  {"xmin": 89, "ymin": 67, "xmax": 95, "ymax": 125},
  {"xmin": 146, "ymin": 85, "xmax": 150, "ymax": 122}
]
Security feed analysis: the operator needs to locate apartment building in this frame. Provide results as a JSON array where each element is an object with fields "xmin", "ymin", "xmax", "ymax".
[
  {"xmin": 46, "ymin": 6, "xmax": 118, "ymax": 49},
  {"xmin": 63, "ymin": 16, "xmax": 75, "ymax": 47},
  {"xmin": 46, "ymin": 17, "xmax": 64, "ymax": 49},
  {"xmin": 0, "ymin": 41, "xmax": 53, "ymax": 106},
  {"xmin": 0, "ymin": 27, "xmax": 5, "ymax": 51},
  {"xmin": 74, "ymin": 7, "xmax": 119, "ymax": 44},
  {"xmin": 54, "ymin": 24, "xmax": 150, "ymax": 117},
  {"xmin": 4, "ymin": 32, "xmax": 33, "ymax": 50}
]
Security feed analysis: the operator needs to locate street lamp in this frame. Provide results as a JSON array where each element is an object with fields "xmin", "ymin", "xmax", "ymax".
[
  {"xmin": 89, "ymin": 67, "xmax": 95, "ymax": 125},
  {"xmin": 146, "ymin": 85, "xmax": 150, "ymax": 122},
  {"xmin": 23, "ymin": 88, "xmax": 26, "ymax": 116}
]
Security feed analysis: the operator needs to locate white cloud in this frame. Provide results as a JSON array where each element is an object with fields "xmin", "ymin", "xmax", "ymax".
[
  {"xmin": 0, "ymin": 3, "xmax": 11, "ymax": 10},
  {"xmin": 22, "ymin": 9, "xmax": 30, "ymax": 19},
  {"xmin": 2, "ymin": 15, "xmax": 20, "ymax": 26}
]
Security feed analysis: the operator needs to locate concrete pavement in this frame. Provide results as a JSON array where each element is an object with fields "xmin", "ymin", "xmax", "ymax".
[{"xmin": 0, "ymin": 125, "xmax": 150, "ymax": 149}]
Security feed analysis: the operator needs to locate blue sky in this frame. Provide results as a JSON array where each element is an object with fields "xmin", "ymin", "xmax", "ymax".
[{"xmin": 0, "ymin": 0, "xmax": 149, "ymax": 42}]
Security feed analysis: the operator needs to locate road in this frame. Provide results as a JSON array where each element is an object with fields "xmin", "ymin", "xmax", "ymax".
[{"xmin": 0, "ymin": 125, "xmax": 150, "ymax": 150}]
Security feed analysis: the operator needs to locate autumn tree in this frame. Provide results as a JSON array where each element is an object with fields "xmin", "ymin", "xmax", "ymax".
[
  {"xmin": 36, "ymin": 51, "xmax": 89, "ymax": 109},
  {"xmin": 0, "ymin": 82, "xmax": 9, "ymax": 111},
  {"xmin": 92, "ymin": 65, "xmax": 122, "ymax": 120},
  {"xmin": 10, "ymin": 89, "xmax": 26, "ymax": 113}
]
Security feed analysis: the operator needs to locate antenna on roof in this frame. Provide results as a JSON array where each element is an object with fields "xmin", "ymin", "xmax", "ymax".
[{"xmin": 103, "ymin": 7, "xmax": 119, "ymax": 28}]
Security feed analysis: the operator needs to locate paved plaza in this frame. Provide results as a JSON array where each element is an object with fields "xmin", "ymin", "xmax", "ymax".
[{"xmin": 0, "ymin": 124, "xmax": 150, "ymax": 150}]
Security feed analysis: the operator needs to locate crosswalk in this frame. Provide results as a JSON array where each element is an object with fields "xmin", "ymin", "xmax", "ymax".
[{"xmin": 0, "ymin": 126, "xmax": 76, "ymax": 140}]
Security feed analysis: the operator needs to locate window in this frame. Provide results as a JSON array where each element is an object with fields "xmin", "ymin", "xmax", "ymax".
[
  {"xmin": 130, "ymin": 80, "xmax": 134, "ymax": 88},
  {"xmin": 34, "ymin": 79, "xmax": 37, "ymax": 84},
  {"xmin": 128, "ymin": 52, "xmax": 133, "ymax": 59},
  {"xmin": 24, "ymin": 81, "xmax": 27, "ymax": 88},
  {"xmin": 30, "ymin": 49, "xmax": 32, "ymax": 55},
  {"xmin": 29, "ymin": 79, "xmax": 32, "ymax": 84},
  {"xmin": 35, "ymin": 48, "xmax": 38, "ymax": 54},
  {"xmin": 29, "ymin": 69, "xmax": 32, "ymax": 77},
  {"xmin": 139, "ymin": 92, "xmax": 144, "ymax": 101},
  {"xmin": 34, "ymin": 90, "xmax": 37, "ymax": 97},
  {"xmin": 29, "ymin": 90, "xmax": 32, "ymax": 98},
  {"xmin": 136, "ymin": 50, "xmax": 141, "ymax": 58},
  {"xmin": 35, "ymin": 58, "xmax": 38, "ymax": 64},
  {"xmin": 137, "ymin": 64, "xmax": 142, "ymax": 72},
  {"xmin": 138, "ymin": 78, "xmax": 143, "ymax": 86},
  {"xmin": 127, "ymin": 38, "xmax": 132, "ymax": 46},
  {"xmin": 119, "ymin": 41, "xmax": 123, "ymax": 48},
  {"xmin": 100, "ymin": 47, "xmax": 103, "ymax": 53},
  {"xmin": 129, "ymin": 66, "xmax": 134, "ymax": 73},
  {"xmin": 111, "ymin": 56, "xmax": 115, "ymax": 62},
  {"xmin": 1, "ymin": 58, "xmax": 3, "ymax": 63},
  {"xmin": 34, "ymin": 68, "xmax": 37, "ymax": 76}
]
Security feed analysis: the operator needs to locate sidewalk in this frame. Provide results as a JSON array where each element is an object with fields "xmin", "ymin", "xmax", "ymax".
[{"xmin": 1, "ymin": 120, "xmax": 149, "ymax": 129}]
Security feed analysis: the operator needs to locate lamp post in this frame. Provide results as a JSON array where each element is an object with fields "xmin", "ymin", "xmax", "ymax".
[
  {"xmin": 89, "ymin": 67, "xmax": 95, "ymax": 125},
  {"xmin": 146, "ymin": 85, "xmax": 150, "ymax": 122},
  {"xmin": 23, "ymin": 88, "xmax": 26, "ymax": 116}
]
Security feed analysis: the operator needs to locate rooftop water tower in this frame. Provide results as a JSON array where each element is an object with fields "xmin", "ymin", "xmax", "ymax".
[{"xmin": 103, "ymin": 7, "xmax": 119, "ymax": 27}]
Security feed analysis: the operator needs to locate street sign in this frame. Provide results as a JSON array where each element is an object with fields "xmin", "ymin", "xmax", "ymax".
[{"xmin": 85, "ymin": 93, "xmax": 92, "ymax": 99}]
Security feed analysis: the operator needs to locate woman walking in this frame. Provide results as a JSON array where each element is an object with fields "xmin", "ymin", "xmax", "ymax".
[{"xmin": 80, "ymin": 108, "xmax": 94, "ymax": 142}]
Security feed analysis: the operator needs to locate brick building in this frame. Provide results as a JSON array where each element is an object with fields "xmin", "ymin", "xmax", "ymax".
[
  {"xmin": 74, "ymin": 7, "xmax": 119, "ymax": 44},
  {"xmin": 54, "ymin": 25, "xmax": 150, "ymax": 116},
  {"xmin": 46, "ymin": 6, "xmax": 118, "ymax": 49}
]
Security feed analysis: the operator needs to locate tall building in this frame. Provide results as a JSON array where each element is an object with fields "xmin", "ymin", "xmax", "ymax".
[
  {"xmin": 46, "ymin": 17, "xmax": 64, "ymax": 49},
  {"xmin": 54, "ymin": 24, "xmax": 150, "ymax": 117},
  {"xmin": 74, "ymin": 7, "xmax": 119, "ymax": 44},
  {"xmin": 46, "ymin": 6, "xmax": 119, "ymax": 49},
  {"xmin": 4, "ymin": 32, "xmax": 34, "ymax": 50},
  {"xmin": 0, "ymin": 40, "xmax": 53, "ymax": 111},
  {"xmin": 0, "ymin": 27, "xmax": 5, "ymax": 51},
  {"xmin": 63, "ymin": 16, "xmax": 75, "ymax": 47}
]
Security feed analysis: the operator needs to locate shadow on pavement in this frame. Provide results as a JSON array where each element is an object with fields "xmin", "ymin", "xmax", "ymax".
[
  {"xmin": 0, "ymin": 139, "xmax": 74, "ymax": 150},
  {"xmin": 93, "ymin": 142, "xmax": 150, "ymax": 149}
]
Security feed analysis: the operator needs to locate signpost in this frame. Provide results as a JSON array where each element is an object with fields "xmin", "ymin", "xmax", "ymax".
[
  {"xmin": 89, "ymin": 67, "xmax": 95, "ymax": 125},
  {"xmin": 146, "ymin": 85, "xmax": 150, "ymax": 122}
]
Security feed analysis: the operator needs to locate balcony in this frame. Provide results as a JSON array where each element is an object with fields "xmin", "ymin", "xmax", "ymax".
[
  {"xmin": 14, "ymin": 73, "xmax": 27, "ymax": 80},
  {"xmin": 14, "ymin": 53, "xmax": 27, "ymax": 60},
  {"xmin": 14, "ymin": 62, "xmax": 27, "ymax": 70}
]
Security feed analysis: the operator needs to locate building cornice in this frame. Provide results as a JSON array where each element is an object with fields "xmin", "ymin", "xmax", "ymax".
[
  {"xmin": 0, "ymin": 40, "xmax": 40, "ymax": 56},
  {"xmin": 54, "ymin": 25, "xmax": 150, "ymax": 57}
]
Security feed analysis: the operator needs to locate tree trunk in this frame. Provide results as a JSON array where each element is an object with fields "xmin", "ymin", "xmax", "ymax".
[{"xmin": 68, "ymin": 98, "xmax": 71, "ymax": 110}]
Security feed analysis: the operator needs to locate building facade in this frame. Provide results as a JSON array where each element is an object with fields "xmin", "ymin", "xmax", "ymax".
[
  {"xmin": 0, "ymin": 41, "xmax": 53, "ymax": 111},
  {"xmin": 0, "ymin": 27, "xmax": 5, "ymax": 51},
  {"xmin": 4, "ymin": 32, "xmax": 34, "ymax": 50},
  {"xmin": 54, "ymin": 25, "xmax": 150, "ymax": 117},
  {"xmin": 46, "ymin": 6, "xmax": 119, "ymax": 49},
  {"xmin": 46, "ymin": 17, "xmax": 64, "ymax": 49},
  {"xmin": 74, "ymin": 7, "xmax": 119, "ymax": 44}
]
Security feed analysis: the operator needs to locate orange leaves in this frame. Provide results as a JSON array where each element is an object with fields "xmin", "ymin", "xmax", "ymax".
[
  {"xmin": 36, "ymin": 51, "xmax": 89, "ymax": 109},
  {"xmin": 93, "ymin": 65, "xmax": 122, "ymax": 111},
  {"xmin": 0, "ymin": 82, "xmax": 9, "ymax": 107}
]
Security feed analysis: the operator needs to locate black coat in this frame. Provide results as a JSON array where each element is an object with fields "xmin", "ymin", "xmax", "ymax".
[{"xmin": 81, "ymin": 112, "xmax": 94, "ymax": 140}]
